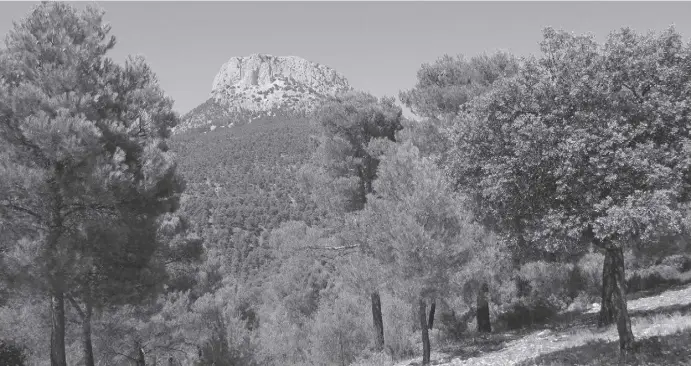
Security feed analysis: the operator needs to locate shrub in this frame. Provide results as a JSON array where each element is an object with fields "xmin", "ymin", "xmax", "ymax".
[
  {"xmin": 566, "ymin": 291, "xmax": 593, "ymax": 313},
  {"xmin": 256, "ymin": 304, "xmax": 312, "ymax": 366},
  {"xmin": 309, "ymin": 291, "xmax": 370, "ymax": 366},
  {"xmin": 0, "ymin": 340, "xmax": 26, "ymax": 366},
  {"xmin": 381, "ymin": 294, "xmax": 417, "ymax": 361},
  {"xmin": 350, "ymin": 350, "xmax": 394, "ymax": 366},
  {"xmin": 626, "ymin": 264, "xmax": 683, "ymax": 293},
  {"xmin": 190, "ymin": 290, "xmax": 261, "ymax": 366},
  {"xmin": 197, "ymin": 310, "xmax": 260, "ymax": 366},
  {"xmin": 496, "ymin": 299, "xmax": 560, "ymax": 330},
  {"xmin": 494, "ymin": 261, "xmax": 577, "ymax": 330},
  {"xmin": 659, "ymin": 254, "xmax": 691, "ymax": 273},
  {"xmin": 518, "ymin": 261, "xmax": 574, "ymax": 309},
  {"xmin": 437, "ymin": 308, "xmax": 470, "ymax": 341},
  {"xmin": 575, "ymin": 252, "xmax": 604, "ymax": 297}
]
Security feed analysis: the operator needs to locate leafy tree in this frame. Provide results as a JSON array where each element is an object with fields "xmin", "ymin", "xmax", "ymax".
[
  {"xmin": 0, "ymin": 3, "xmax": 183, "ymax": 365},
  {"xmin": 446, "ymin": 26, "xmax": 691, "ymax": 352},
  {"xmin": 400, "ymin": 51, "xmax": 519, "ymax": 121},
  {"xmin": 301, "ymin": 91, "xmax": 403, "ymax": 350}
]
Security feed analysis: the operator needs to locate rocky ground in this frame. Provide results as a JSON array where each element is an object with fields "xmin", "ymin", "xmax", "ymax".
[{"xmin": 392, "ymin": 285, "xmax": 691, "ymax": 366}]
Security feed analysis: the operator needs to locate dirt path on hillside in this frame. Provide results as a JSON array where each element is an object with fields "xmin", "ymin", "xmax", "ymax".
[{"xmin": 396, "ymin": 286, "xmax": 691, "ymax": 366}]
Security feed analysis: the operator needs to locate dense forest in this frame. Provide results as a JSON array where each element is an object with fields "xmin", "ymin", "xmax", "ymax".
[{"xmin": 2, "ymin": 3, "xmax": 691, "ymax": 366}]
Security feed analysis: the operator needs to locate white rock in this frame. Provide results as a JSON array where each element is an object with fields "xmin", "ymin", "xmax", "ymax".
[
  {"xmin": 176, "ymin": 54, "xmax": 353, "ymax": 134},
  {"xmin": 585, "ymin": 302, "xmax": 601, "ymax": 314},
  {"xmin": 210, "ymin": 54, "xmax": 352, "ymax": 115},
  {"xmin": 212, "ymin": 54, "xmax": 350, "ymax": 95}
]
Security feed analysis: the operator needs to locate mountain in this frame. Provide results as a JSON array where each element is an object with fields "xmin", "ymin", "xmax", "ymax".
[
  {"xmin": 166, "ymin": 54, "xmax": 352, "ymax": 287},
  {"xmin": 175, "ymin": 54, "xmax": 352, "ymax": 134}
]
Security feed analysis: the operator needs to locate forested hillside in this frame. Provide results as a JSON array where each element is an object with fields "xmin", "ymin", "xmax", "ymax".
[{"xmin": 172, "ymin": 115, "xmax": 321, "ymax": 234}]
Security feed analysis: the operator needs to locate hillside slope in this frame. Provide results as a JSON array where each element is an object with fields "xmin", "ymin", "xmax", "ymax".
[{"xmin": 169, "ymin": 115, "xmax": 324, "ymax": 286}]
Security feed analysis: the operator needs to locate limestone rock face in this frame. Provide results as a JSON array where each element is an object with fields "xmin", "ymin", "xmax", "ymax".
[
  {"xmin": 212, "ymin": 54, "xmax": 350, "ymax": 96},
  {"xmin": 176, "ymin": 54, "xmax": 352, "ymax": 134}
]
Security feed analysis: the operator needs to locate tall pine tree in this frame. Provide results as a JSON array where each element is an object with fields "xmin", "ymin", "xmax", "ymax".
[
  {"xmin": 302, "ymin": 91, "xmax": 403, "ymax": 350},
  {"xmin": 0, "ymin": 3, "xmax": 184, "ymax": 365}
]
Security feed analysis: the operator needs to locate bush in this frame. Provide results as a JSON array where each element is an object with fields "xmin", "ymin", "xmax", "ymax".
[
  {"xmin": 518, "ymin": 261, "xmax": 574, "ymax": 309},
  {"xmin": 494, "ymin": 261, "xmax": 577, "ymax": 330},
  {"xmin": 309, "ymin": 291, "xmax": 370, "ymax": 366},
  {"xmin": 381, "ymin": 294, "xmax": 417, "ymax": 361},
  {"xmin": 437, "ymin": 308, "xmax": 470, "ymax": 341},
  {"xmin": 496, "ymin": 299, "xmax": 560, "ymax": 330},
  {"xmin": 575, "ymin": 252, "xmax": 604, "ymax": 297},
  {"xmin": 626, "ymin": 264, "xmax": 683, "ymax": 293},
  {"xmin": 197, "ymin": 310, "xmax": 259, "ymax": 366},
  {"xmin": 659, "ymin": 254, "xmax": 691, "ymax": 273},
  {"xmin": 256, "ymin": 304, "xmax": 312, "ymax": 366},
  {"xmin": 350, "ymin": 350, "xmax": 394, "ymax": 366},
  {"xmin": 190, "ymin": 290, "xmax": 261, "ymax": 366},
  {"xmin": 0, "ymin": 340, "xmax": 26, "ymax": 366}
]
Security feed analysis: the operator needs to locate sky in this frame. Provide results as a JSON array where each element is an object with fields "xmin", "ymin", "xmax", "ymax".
[{"xmin": 2, "ymin": 1, "xmax": 691, "ymax": 115}]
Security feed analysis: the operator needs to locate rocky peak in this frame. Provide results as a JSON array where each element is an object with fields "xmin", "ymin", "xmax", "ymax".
[
  {"xmin": 211, "ymin": 53, "xmax": 351, "ymax": 97},
  {"xmin": 176, "ymin": 54, "xmax": 352, "ymax": 134}
]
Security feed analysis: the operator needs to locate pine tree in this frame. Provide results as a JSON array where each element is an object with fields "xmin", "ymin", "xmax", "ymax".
[
  {"xmin": 302, "ymin": 91, "xmax": 403, "ymax": 350},
  {"xmin": 0, "ymin": 3, "xmax": 184, "ymax": 365}
]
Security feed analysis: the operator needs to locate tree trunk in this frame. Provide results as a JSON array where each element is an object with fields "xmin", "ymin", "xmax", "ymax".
[
  {"xmin": 599, "ymin": 250, "xmax": 616, "ymax": 327},
  {"xmin": 82, "ymin": 301, "xmax": 94, "ymax": 366},
  {"xmin": 67, "ymin": 295, "xmax": 95, "ymax": 366},
  {"xmin": 371, "ymin": 291, "xmax": 384, "ymax": 350},
  {"xmin": 411, "ymin": 302, "xmax": 420, "ymax": 332},
  {"xmin": 428, "ymin": 301, "xmax": 436, "ymax": 330},
  {"xmin": 50, "ymin": 292, "xmax": 67, "ymax": 366},
  {"xmin": 136, "ymin": 343, "xmax": 146, "ymax": 366},
  {"xmin": 477, "ymin": 283, "xmax": 491, "ymax": 333},
  {"xmin": 610, "ymin": 247, "xmax": 634, "ymax": 352},
  {"xmin": 418, "ymin": 298, "xmax": 431, "ymax": 365}
]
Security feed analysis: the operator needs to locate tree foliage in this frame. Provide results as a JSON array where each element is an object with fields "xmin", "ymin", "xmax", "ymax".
[
  {"xmin": 400, "ymin": 52, "xmax": 519, "ymax": 120},
  {"xmin": 0, "ymin": 2, "xmax": 184, "ymax": 364},
  {"xmin": 448, "ymin": 26, "xmax": 691, "ymax": 258},
  {"xmin": 446, "ymin": 26, "xmax": 691, "ymax": 351},
  {"xmin": 302, "ymin": 91, "xmax": 404, "ymax": 215}
]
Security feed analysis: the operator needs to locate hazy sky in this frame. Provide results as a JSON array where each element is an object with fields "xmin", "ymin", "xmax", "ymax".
[{"xmin": 2, "ymin": 2, "xmax": 691, "ymax": 115}]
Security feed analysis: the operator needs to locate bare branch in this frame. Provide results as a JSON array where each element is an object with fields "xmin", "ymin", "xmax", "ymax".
[
  {"xmin": 147, "ymin": 344, "xmax": 191, "ymax": 356},
  {"xmin": 621, "ymin": 82, "xmax": 644, "ymax": 103},
  {"xmin": 63, "ymin": 202, "xmax": 117, "ymax": 219},
  {"xmin": 66, "ymin": 295, "xmax": 86, "ymax": 320},
  {"xmin": 104, "ymin": 348, "xmax": 138, "ymax": 362},
  {"xmin": 1, "ymin": 201, "xmax": 43, "ymax": 221},
  {"xmin": 299, "ymin": 244, "xmax": 360, "ymax": 251}
]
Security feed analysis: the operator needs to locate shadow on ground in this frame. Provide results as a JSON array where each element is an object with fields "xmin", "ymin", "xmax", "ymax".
[{"xmin": 516, "ymin": 330, "xmax": 691, "ymax": 366}]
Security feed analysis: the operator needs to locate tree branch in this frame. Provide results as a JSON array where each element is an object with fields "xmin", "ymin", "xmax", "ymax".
[
  {"xmin": 621, "ymin": 83, "xmax": 644, "ymax": 103},
  {"xmin": 148, "ymin": 344, "xmax": 191, "ymax": 356},
  {"xmin": 299, "ymin": 244, "xmax": 360, "ymax": 251},
  {"xmin": 66, "ymin": 294, "xmax": 86, "ymax": 320},
  {"xmin": 63, "ymin": 202, "xmax": 118, "ymax": 219},
  {"xmin": 1, "ymin": 201, "xmax": 43, "ymax": 221},
  {"xmin": 104, "ymin": 348, "xmax": 138, "ymax": 362}
]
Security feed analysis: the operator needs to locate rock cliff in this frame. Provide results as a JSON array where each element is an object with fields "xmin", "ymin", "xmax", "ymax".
[{"xmin": 175, "ymin": 54, "xmax": 352, "ymax": 134}]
